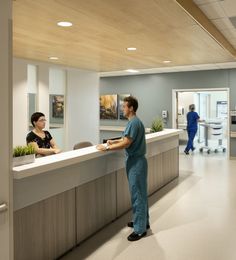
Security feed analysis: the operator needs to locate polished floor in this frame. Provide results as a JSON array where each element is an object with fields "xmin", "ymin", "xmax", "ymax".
[{"xmin": 61, "ymin": 148, "xmax": 236, "ymax": 260}]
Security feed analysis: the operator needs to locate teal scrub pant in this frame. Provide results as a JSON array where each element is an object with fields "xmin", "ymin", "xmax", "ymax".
[{"xmin": 126, "ymin": 155, "xmax": 149, "ymax": 234}]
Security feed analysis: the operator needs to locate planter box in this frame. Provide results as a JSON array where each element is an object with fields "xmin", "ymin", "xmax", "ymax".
[{"xmin": 13, "ymin": 154, "xmax": 35, "ymax": 167}]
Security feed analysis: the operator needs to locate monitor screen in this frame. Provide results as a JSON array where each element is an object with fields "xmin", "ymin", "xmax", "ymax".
[{"xmin": 103, "ymin": 136, "xmax": 121, "ymax": 144}]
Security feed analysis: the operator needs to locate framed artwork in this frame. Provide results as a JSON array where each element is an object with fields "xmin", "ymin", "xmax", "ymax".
[
  {"xmin": 119, "ymin": 94, "xmax": 130, "ymax": 120},
  {"xmin": 49, "ymin": 95, "xmax": 64, "ymax": 126},
  {"xmin": 100, "ymin": 94, "xmax": 118, "ymax": 119}
]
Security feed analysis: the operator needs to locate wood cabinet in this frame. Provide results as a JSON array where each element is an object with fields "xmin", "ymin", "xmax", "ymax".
[
  {"xmin": 13, "ymin": 132, "xmax": 180, "ymax": 259},
  {"xmin": 14, "ymin": 189, "xmax": 76, "ymax": 260},
  {"xmin": 76, "ymin": 172, "xmax": 116, "ymax": 243}
]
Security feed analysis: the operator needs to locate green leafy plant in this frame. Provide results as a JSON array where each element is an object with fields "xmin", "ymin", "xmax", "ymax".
[
  {"xmin": 13, "ymin": 144, "xmax": 36, "ymax": 157},
  {"xmin": 150, "ymin": 117, "xmax": 164, "ymax": 132}
]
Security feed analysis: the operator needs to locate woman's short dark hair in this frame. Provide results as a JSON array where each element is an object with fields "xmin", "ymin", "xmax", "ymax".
[
  {"xmin": 123, "ymin": 96, "xmax": 138, "ymax": 112},
  {"xmin": 31, "ymin": 112, "xmax": 45, "ymax": 127}
]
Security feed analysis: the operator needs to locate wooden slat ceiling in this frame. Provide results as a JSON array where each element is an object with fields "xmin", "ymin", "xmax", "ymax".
[{"xmin": 13, "ymin": 0, "xmax": 236, "ymax": 72}]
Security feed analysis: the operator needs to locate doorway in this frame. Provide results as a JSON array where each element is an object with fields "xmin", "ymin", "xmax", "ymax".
[{"xmin": 172, "ymin": 88, "xmax": 229, "ymax": 157}]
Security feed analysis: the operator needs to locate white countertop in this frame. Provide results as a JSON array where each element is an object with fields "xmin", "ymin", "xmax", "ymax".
[{"xmin": 13, "ymin": 129, "xmax": 182, "ymax": 179}]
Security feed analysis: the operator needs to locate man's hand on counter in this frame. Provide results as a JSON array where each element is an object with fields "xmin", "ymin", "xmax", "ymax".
[{"xmin": 96, "ymin": 144, "xmax": 109, "ymax": 151}]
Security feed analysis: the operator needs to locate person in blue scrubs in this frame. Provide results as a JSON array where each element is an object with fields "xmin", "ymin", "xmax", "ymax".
[
  {"xmin": 184, "ymin": 104, "xmax": 203, "ymax": 155},
  {"xmin": 96, "ymin": 96, "xmax": 149, "ymax": 241}
]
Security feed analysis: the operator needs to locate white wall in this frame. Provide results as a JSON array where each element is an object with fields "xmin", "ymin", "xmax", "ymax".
[
  {"xmin": 27, "ymin": 64, "xmax": 37, "ymax": 93},
  {"xmin": 13, "ymin": 58, "xmax": 99, "ymax": 150},
  {"xmin": 13, "ymin": 59, "xmax": 28, "ymax": 146},
  {"xmin": 209, "ymin": 91, "xmax": 227, "ymax": 118},
  {"xmin": 38, "ymin": 64, "xmax": 50, "ymax": 124},
  {"xmin": 178, "ymin": 92, "xmax": 194, "ymax": 124},
  {"xmin": 66, "ymin": 69, "xmax": 99, "ymax": 150},
  {"xmin": 49, "ymin": 68, "xmax": 66, "ymax": 94}
]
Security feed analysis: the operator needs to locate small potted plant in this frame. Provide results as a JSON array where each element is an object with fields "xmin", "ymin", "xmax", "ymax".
[
  {"xmin": 13, "ymin": 144, "xmax": 36, "ymax": 167},
  {"xmin": 150, "ymin": 117, "xmax": 164, "ymax": 132}
]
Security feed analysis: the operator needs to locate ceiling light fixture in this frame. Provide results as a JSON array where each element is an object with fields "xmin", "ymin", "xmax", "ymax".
[
  {"xmin": 127, "ymin": 47, "xmax": 137, "ymax": 51},
  {"xmin": 163, "ymin": 60, "xmax": 171, "ymax": 64},
  {"xmin": 49, "ymin": 56, "xmax": 59, "ymax": 60},
  {"xmin": 57, "ymin": 21, "xmax": 73, "ymax": 27},
  {"xmin": 126, "ymin": 69, "xmax": 139, "ymax": 73}
]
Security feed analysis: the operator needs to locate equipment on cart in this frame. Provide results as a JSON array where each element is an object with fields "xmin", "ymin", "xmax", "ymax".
[{"xmin": 199, "ymin": 121, "xmax": 226, "ymax": 154}]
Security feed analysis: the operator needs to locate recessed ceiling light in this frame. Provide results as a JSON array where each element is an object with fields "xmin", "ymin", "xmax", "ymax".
[
  {"xmin": 127, "ymin": 47, "xmax": 137, "ymax": 51},
  {"xmin": 49, "ymin": 56, "xmax": 59, "ymax": 60},
  {"xmin": 163, "ymin": 60, "xmax": 171, "ymax": 64},
  {"xmin": 126, "ymin": 69, "xmax": 139, "ymax": 73},
  {"xmin": 57, "ymin": 21, "xmax": 73, "ymax": 27}
]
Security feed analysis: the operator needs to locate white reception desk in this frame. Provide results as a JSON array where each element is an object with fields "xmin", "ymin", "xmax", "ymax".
[{"xmin": 13, "ymin": 129, "xmax": 181, "ymax": 260}]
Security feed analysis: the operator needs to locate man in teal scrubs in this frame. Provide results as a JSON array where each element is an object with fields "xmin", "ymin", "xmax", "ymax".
[{"xmin": 96, "ymin": 96, "xmax": 149, "ymax": 241}]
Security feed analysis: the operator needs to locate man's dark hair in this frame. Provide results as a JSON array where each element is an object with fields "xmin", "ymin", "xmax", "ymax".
[
  {"xmin": 31, "ymin": 112, "xmax": 45, "ymax": 127},
  {"xmin": 124, "ymin": 96, "xmax": 138, "ymax": 112}
]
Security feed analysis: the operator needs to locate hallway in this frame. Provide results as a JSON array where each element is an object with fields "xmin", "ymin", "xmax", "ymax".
[{"xmin": 61, "ymin": 152, "xmax": 236, "ymax": 260}]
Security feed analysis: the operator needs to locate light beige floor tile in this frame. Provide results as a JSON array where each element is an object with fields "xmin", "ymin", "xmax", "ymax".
[{"xmin": 61, "ymin": 151, "xmax": 236, "ymax": 260}]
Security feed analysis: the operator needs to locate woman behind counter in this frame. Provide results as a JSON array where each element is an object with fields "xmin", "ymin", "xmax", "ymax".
[{"xmin": 26, "ymin": 112, "xmax": 61, "ymax": 156}]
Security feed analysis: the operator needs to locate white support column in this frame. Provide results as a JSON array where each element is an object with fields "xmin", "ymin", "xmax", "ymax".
[{"xmin": 0, "ymin": 0, "xmax": 13, "ymax": 259}]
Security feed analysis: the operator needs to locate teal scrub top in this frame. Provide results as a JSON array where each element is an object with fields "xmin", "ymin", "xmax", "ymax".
[{"xmin": 123, "ymin": 116, "xmax": 146, "ymax": 158}]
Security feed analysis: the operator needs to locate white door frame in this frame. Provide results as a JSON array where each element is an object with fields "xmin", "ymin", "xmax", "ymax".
[
  {"xmin": 172, "ymin": 88, "xmax": 230, "ymax": 158},
  {"xmin": 0, "ymin": 1, "xmax": 13, "ymax": 259}
]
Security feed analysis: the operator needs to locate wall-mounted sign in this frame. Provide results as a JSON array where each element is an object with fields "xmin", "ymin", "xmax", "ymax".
[{"xmin": 216, "ymin": 101, "xmax": 227, "ymax": 119}]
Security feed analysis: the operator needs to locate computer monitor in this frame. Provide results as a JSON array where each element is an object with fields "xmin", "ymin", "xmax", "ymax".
[{"xmin": 103, "ymin": 136, "xmax": 121, "ymax": 144}]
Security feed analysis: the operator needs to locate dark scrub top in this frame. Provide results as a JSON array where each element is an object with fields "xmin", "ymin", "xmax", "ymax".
[
  {"xmin": 26, "ymin": 131, "xmax": 52, "ymax": 148},
  {"xmin": 187, "ymin": 111, "xmax": 200, "ymax": 131},
  {"xmin": 123, "ymin": 116, "xmax": 146, "ymax": 158}
]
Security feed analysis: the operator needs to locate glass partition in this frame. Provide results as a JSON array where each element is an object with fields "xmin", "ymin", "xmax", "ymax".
[
  {"xmin": 49, "ymin": 68, "xmax": 66, "ymax": 150},
  {"xmin": 27, "ymin": 64, "xmax": 38, "ymax": 130}
]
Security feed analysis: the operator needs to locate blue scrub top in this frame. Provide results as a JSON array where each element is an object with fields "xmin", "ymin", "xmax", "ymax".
[
  {"xmin": 123, "ymin": 116, "xmax": 146, "ymax": 158},
  {"xmin": 187, "ymin": 111, "xmax": 200, "ymax": 131}
]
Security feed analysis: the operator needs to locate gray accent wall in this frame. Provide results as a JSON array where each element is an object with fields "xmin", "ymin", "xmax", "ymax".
[
  {"xmin": 100, "ymin": 69, "xmax": 236, "ymax": 156},
  {"xmin": 229, "ymin": 70, "xmax": 236, "ymax": 156}
]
